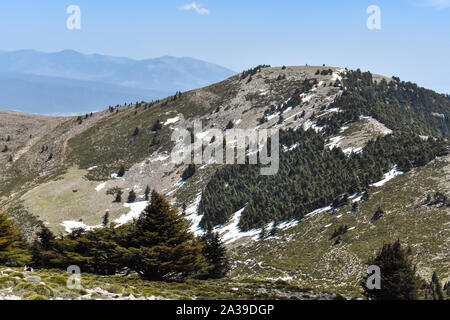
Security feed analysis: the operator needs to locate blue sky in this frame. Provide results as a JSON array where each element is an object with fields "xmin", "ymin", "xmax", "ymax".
[{"xmin": 0, "ymin": 0, "xmax": 449, "ymax": 93}]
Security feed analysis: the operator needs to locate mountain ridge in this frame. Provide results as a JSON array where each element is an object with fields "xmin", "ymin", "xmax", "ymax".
[{"xmin": 0, "ymin": 49, "xmax": 236, "ymax": 115}]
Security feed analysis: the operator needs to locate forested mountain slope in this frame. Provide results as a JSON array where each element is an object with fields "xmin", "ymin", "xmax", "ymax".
[{"xmin": 0, "ymin": 65, "xmax": 448, "ymax": 297}]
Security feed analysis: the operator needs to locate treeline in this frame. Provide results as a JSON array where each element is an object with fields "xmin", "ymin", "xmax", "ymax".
[
  {"xmin": 318, "ymin": 70, "xmax": 450, "ymax": 138},
  {"xmin": 1, "ymin": 192, "xmax": 229, "ymax": 281},
  {"xmin": 240, "ymin": 65, "xmax": 271, "ymax": 80},
  {"xmin": 199, "ymin": 129, "xmax": 448, "ymax": 231}
]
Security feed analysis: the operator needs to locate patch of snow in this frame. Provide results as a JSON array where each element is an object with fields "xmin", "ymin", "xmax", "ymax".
[
  {"xmin": 88, "ymin": 166, "xmax": 98, "ymax": 171},
  {"xmin": 151, "ymin": 155, "xmax": 170, "ymax": 162},
  {"xmin": 282, "ymin": 107, "xmax": 292, "ymax": 114},
  {"xmin": 348, "ymin": 226, "xmax": 356, "ymax": 231},
  {"xmin": 302, "ymin": 93, "xmax": 315, "ymax": 103},
  {"xmin": 235, "ymin": 119, "xmax": 242, "ymax": 125},
  {"xmin": 186, "ymin": 193, "xmax": 202, "ymax": 215},
  {"xmin": 320, "ymin": 107, "xmax": 341, "ymax": 117},
  {"xmin": 114, "ymin": 201, "xmax": 149, "ymax": 225},
  {"xmin": 278, "ymin": 219, "xmax": 299, "ymax": 230},
  {"xmin": 61, "ymin": 221, "xmax": 101, "ymax": 233},
  {"xmin": 370, "ymin": 168, "xmax": 404, "ymax": 187},
  {"xmin": 95, "ymin": 182, "xmax": 106, "ymax": 192},
  {"xmin": 214, "ymin": 207, "xmax": 260, "ymax": 244},
  {"xmin": 305, "ymin": 206, "xmax": 332, "ymax": 218},
  {"xmin": 283, "ymin": 143, "xmax": 299, "ymax": 153},
  {"xmin": 327, "ymin": 136, "xmax": 344, "ymax": 149},
  {"xmin": 164, "ymin": 116, "xmax": 180, "ymax": 126},
  {"xmin": 303, "ymin": 120, "xmax": 323, "ymax": 132},
  {"xmin": 259, "ymin": 89, "xmax": 269, "ymax": 96},
  {"xmin": 343, "ymin": 147, "xmax": 363, "ymax": 155},
  {"xmin": 331, "ymin": 68, "xmax": 345, "ymax": 82},
  {"xmin": 184, "ymin": 193, "xmax": 204, "ymax": 236},
  {"xmin": 324, "ymin": 223, "xmax": 332, "ymax": 228},
  {"xmin": 187, "ymin": 214, "xmax": 204, "ymax": 237},
  {"xmin": 312, "ymin": 125, "xmax": 324, "ymax": 133},
  {"xmin": 166, "ymin": 188, "xmax": 177, "ymax": 196},
  {"xmin": 303, "ymin": 119, "xmax": 313, "ymax": 130},
  {"xmin": 327, "ymin": 107, "xmax": 340, "ymax": 113},
  {"xmin": 266, "ymin": 112, "xmax": 280, "ymax": 121}
]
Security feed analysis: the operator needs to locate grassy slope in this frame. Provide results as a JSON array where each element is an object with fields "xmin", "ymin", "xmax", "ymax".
[{"xmin": 20, "ymin": 167, "xmax": 129, "ymax": 234}]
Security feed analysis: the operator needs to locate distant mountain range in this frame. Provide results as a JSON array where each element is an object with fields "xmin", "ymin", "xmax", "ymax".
[{"xmin": 0, "ymin": 50, "xmax": 235, "ymax": 115}]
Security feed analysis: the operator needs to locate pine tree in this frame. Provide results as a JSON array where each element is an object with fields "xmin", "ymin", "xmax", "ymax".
[
  {"xmin": 144, "ymin": 185, "xmax": 151, "ymax": 201},
  {"xmin": 445, "ymin": 281, "xmax": 450, "ymax": 296},
  {"xmin": 114, "ymin": 190, "xmax": 123, "ymax": 203},
  {"xmin": 201, "ymin": 231, "xmax": 230, "ymax": 279},
  {"xmin": 277, "ymin": 115, "xmax": 284, "ymax": 125},
  {"xmin": 371, "ymin": 207, "xmax": 384, "ymax": 222},
  {"xmin": 102, "ymin": 211, "xmax": 110, "ymax": 226},
  {"xmin": 152, "ymin": 120, "xmax": 162, "ymax": 131},
  {"xmin": 127, "ymin": 189, "xmax": 137, "ymax": 203},
  {"xmin": 362, "ymin": 240, "xmax": 421, "ymax": 300},
  {"xmin": 126, "ymin": 192, "xmax": 205, "ymax": 280},
  {"xmin": 259, "ymin": 225, "xmax": 267, "ymax": 240},
  {"xmin": 429, "ymin": 271, "xmax": 444, "ymax": 300},
  {"xmin": 117, "ymin": 166, "xmax": 125, "ymax": 178},
  {"xmin": 270, "ymin": 221, "xmax": 278, "ymax": 237},
  {"xmin": 0, "ymin": 212, "xmax": 30, "ymax": 266},
  {"xmin": 83, "ymin": 227, "xmax": 130, "ymax": 275},
  {"xmin": 362, "ymin": 191, "xmax": 370, "ymax": 201},
  {"xmin": 36, "ymin": 225, "xmax": 55, "ymax": 251},
  {"xmin": 30, "ymin": 225, "xmax": 55, "ymax": 268},
  {"xmin": 132, "ymin": 127, "xmax": 140, "ymax": 136},
  {"xmin": 181, "ymin": 164, "xmax": 196, "ymax": 181}
]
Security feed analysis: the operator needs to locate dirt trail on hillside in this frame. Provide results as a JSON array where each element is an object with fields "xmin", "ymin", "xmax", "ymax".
[{"xmin": 57, "ymin": 112, "xmax": 109, "ymax": 165}]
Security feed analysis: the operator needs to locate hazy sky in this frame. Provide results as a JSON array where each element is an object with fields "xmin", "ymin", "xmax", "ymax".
[{"xmin": 0, "ymin": 0, "xmax": 449, "ymax": 93}]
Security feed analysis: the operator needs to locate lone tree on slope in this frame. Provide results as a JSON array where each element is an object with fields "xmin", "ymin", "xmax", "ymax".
[{"xmin": 361, "ymin": 239, "xmax": 421, "ymax": 300}]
